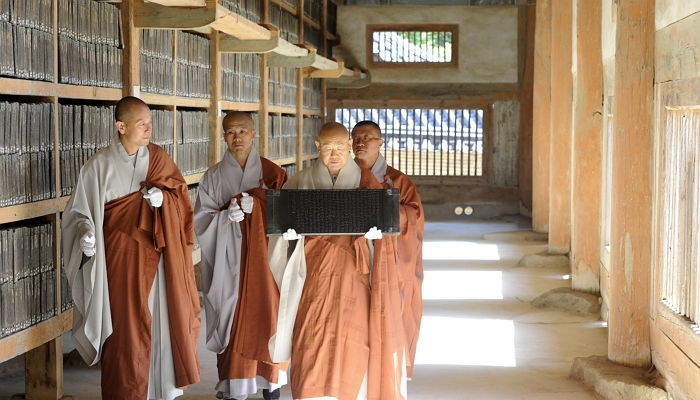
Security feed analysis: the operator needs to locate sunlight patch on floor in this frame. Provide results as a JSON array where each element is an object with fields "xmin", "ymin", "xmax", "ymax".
[
  {"xmin": 415, "ymin": 316, "xmax": 516, "ymax": 367},
  {"xmin": 422, "ymin": 271, "xmax": 503, "ymax": 300},
  {"xmin": 423, "ymin": 241, "xmax": 500, "ymax": 261}
]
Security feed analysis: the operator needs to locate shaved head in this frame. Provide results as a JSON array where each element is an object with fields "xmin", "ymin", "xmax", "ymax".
[
  {"xmin": 115, "ymin": 96, "xmax": 149, "ymax": 123},
  {"xmin": 223, "ymin": 111, "xmax": 254, "ymax": 130},
  {"xmin": 318, "ymin": 122, "xmax": 349, "ymax": 141},
  {"xmin": 316, "ymin": 122, "xmax": 352, "ymax": 176}
]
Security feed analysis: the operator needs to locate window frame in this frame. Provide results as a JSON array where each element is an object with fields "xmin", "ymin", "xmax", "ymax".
[
  {"xmin": 365, "ymin": 24, "xmax": 459, "ymax": 69},
  {"xmin": 331, "ymin": 100, "xmax": 492, "ymax": 182}
]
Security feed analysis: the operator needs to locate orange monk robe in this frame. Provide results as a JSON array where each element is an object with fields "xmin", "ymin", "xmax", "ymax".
[
  {"xmin": 384, "ymin": 165, "xmax": 424, "ymax": 378},
  {"xmin": 365, "ymin": 154, "xmax": 424, "ymax": 378},
  {"xmin": 269, "ymin": 160, "xmax": 407, "ymax": 400}
]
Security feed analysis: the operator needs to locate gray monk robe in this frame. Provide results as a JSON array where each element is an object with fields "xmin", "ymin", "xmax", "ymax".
[
  {"xmin": 62, "ymin": 141, "xmax": 201, "ymax": 400},
  {"xmin": 194, "ymin": 147, "xmax": 288, "ymax": 398}
]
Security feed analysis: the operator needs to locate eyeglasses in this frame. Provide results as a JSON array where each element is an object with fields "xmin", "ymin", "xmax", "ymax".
[{"xmin": 352, "ymin": 136, "xmax": 381, "ymax": 144}]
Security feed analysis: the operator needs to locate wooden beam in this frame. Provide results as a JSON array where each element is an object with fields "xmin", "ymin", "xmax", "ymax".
[
  {"xmin": 268, "ymin": 48, "xmax": 316, "ymax": 68},
  {"xmin": 328, "ymin": 83, "xmax": 519, "ymax": 102},
  {"xmin": 327, "ymin": 68, "xmax": 371, "ymax": 89},
  {"xmin": 134, "ymin": 0, "xmax": 214, "ymax": 30},
  {"xmin": 303, "ymin": 59, "xmax": 344, "ymax": 78},
  {"xmin": 134, "ymin": 0, "xmax": 272, "ymax": 41},
  {"xmin": 219, "ymin": 30, "xmax": 281, "ymax": 53},
  {"xmin": 144, "ymin": 0, "xmax": 205, "ymax": 6}
]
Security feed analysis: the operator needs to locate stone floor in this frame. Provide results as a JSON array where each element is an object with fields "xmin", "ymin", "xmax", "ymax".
[{"xmin": 0, "ymin": 216, "xmax": 607, "ymax": 399}]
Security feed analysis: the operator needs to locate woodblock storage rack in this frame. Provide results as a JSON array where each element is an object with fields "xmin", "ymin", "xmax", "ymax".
[{"xmin": 0, "ymin": 0, "xmax": 362, "ymax": 397}]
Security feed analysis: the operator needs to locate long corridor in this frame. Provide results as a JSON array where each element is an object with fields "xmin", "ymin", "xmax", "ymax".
[{"xmin": 0, "ymin": 217, "xmax": 608, "ymax": 400}]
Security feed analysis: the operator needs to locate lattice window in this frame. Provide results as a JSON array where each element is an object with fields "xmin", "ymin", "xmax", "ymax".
[
  {"xmin": 660, "ymin": 108, "xmax": 700, "ymax": 323},
  {"xmin": 367, "ymin": 25, "xmax": 458, "ymax": 67},
  {"xmin": 336, "ymin": 108, "xmax": 485, "ymax": 177}
]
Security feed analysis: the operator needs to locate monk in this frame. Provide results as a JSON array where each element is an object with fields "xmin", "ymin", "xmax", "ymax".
[
  {"xmin": 351, "ymin": 120, "xmax": 425, "ymax": 378},
  {"xmin": 194, "ymin": 111, "xmax": 287, "ymax": 400},
  {"xmin": 268, "ymin": 122, "xmax": 407, "ymax": 400},
  {"xmin": 62, "ymin": 96, "xmax": 200, "ymax": 400}
]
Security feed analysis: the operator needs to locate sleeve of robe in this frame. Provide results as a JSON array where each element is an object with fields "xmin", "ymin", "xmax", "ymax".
[
  {"xmin": 61, "ymin": 160, "xmax": 112, "ymax": 366},
  {"xmin": 194, "ymin": 170, "xmax": 243, "ymax": 353}
]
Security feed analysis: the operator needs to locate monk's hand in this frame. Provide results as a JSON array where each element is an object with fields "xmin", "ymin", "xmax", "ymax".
[
  {"xmin": 240, "ymin": 192, "xmax": 254, "ymax": 214},
  {"xmin": 364, "ymin": 226, "xmax": 383, "ymax": 240},
  {"xmin": 80, "ymin": 230, "xmax": 96, "ymax": 257},
  {"xmin": 143, "ymin": 187, "xmax": 163, "ymax": 208},
  {"xmin": 282, "ymin": 228, "xmax": 300, "ymax": 241},
  {"xmin": 228, "ymin": 198, "xmax": 245, "ymax": 223}
]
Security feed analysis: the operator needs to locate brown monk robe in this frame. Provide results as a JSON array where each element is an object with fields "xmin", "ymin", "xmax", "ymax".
[
  {"xmin": 101, "ymin": 142, "xmax": 201, "ymax": 399},
  {"xmin": 195, "ymin": 111, "xmax": 288, "ymax": 400},
  {"xmin": 270, "ymin": 122, "xmax": 407, "ymax": 400},
  {"xmin": 352, "ymin": 120, "xmax": 424, "ymax": 379}
]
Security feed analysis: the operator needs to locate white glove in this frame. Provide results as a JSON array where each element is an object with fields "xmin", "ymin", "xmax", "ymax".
[
  {"xmin": 143, "ymin": 187, "xmax": 163, "ymax": 208},
  {"xmin": 80, "ymin": 231, "xmax": 96, "ymax": 257},
  {"xmin": 240, "ymin": 192, "xmax": 254, "ymax": 214},
  {"xmin": 364, "ymin": 226, "xmax": 383, "ymax": 240},
  {"xmin": 282, "ymin": 228, "xmax": 300, "ymax": 241},
  {"xmin": 228, "ymin": 198, "xmax": 245, "ymax": 222}
]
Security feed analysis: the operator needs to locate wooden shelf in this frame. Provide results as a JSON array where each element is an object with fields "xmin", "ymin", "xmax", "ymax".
[
  {"xmin": 0, "ymin": 78, "xmax": 122, "ymax": 101},
  {"xmin": 135, "ymin": 0, "xmax": 272, "ymax": 41},
  {"xmin": 0, "ymin": 310, "xmax": 73, "ymax": 364},
  {"xmin": 141, "ymin": 92, "xmax": 210, "ymax": 108},
  {"xmin": 184, "ymin": 172, "xmax": 205, "ymax": 185},
  {"xmin": 303, "ymin": 154, "xmax": 319, "ymax": 161},
  {"xmin": 269, "ymin": 105, "xmax": 297, "ymax": 114},
  {"xmin": 219, "ymin": 100, "xmax": 260, "ymax": 111},
  {"xmin": 272, "ymin": 156, "xmax": 297, "ymax": 166},
  {"xmin": 270, "ymin": 0, "xmax": 297, "ymax": 15},
  {"xmin": 0, "ymin": 197, "xmax": 70, "ymax": 225},
  {"xmin": 303, "ymin": 108, "xmax": 322, "ymax": 116}
]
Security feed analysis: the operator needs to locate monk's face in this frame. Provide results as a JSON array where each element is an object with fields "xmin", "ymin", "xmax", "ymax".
[
  {"xmin": 223, "ymin": 115, "xmax": 256, "ymax": 157},
  {"xmin": 351, "ymin": 125, "xmax": 384, "ymax": 162},
  {"xmin": 316, "ymin": 130, "xmax": 352, "ymax": 175},
  {"xmin": 116, "ymin": 104, "xmax": 152, "ymax": 149}
]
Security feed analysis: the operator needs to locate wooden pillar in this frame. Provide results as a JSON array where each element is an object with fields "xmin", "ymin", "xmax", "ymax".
[
  {"xmin": 25, "ymin": 340, "xmax": 63, "ymax": 399},
  {"xmin": 209, "ymin": 33, "xmax": 222, "ymax": 164},
  {"xmin": 570, "ymin": 0, "xmax": 603, "ymax": 292},
  {"xmin": 518, "ymin": 2, "xmax": 535, "ymax": 212},
  {"xmin": 121, "ymin": 0, "xmax": 140, "ymax": 96},
  {"xmin": 547, "ymin": 0, "xmax": 573, "ymax": 254},
  {"xmin": 607, "ymin": 0, "xmax": 654, "ymax": 367},
  {"xmin": 531, "ymin": 0, "xmax": 551, "ymax": 233}
]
